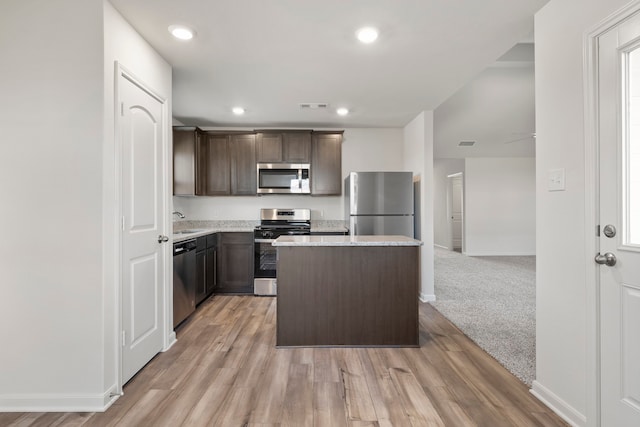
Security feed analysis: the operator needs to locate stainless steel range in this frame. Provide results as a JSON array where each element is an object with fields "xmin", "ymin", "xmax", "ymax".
[{"xmin": 254, "ymin": 208, "xmax": 311, "ymax": 295}]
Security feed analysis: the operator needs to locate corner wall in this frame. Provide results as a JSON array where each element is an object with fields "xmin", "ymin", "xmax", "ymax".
[
  {"xmin": 103, "ymin": 0, "xmax": 173, "ymax": 401},
  {"xmin": 403, "ymin": 112, "xmax": 435, "ymax": 301},
  {"xmin": 534, "ymin": 0, "xmax": 631, "ymax": 425}
]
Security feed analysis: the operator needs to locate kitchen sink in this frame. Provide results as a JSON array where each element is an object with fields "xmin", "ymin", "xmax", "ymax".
[{"xmin": 174, "ymin": 229, "xmax": 205, "ymax": 235}]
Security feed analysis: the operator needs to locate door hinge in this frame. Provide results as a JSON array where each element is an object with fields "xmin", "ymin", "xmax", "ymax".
[
  {"xmin": 121, "ymin": 216, "xmax": 125, "ymax": 231},
  {"xmin": 596, "ymin": 224, "xmax": 600, "ymax": 237},
  {"xmin": 121, "ymin": 330, "xmax": 126, "ymax": 347},
  {"xmin": 120, "ymin": 102, "xmax": 124, "ymax": 116}
]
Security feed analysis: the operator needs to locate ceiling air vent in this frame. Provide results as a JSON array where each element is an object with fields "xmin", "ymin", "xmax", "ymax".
[
  {"xmin": 458, "ymin": 141, "xmax": 476, "ymax": 147},
  {"xmin": 299, "ymin": 103, "xmax": 329, "ymax": 109}
]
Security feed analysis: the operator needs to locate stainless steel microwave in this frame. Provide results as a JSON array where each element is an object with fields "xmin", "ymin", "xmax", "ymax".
[{"xmin": 257, "ymin": 163, "xmax": 310, "ymax": 194}]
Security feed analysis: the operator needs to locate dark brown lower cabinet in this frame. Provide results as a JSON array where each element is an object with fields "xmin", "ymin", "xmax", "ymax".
[
  {"xmin": 195, "ymin": 234, "xmax": 218, "ymax": 305},
  {"xmin": 216, "ymin": 232, "xmax": 254, "ymax": 294}
]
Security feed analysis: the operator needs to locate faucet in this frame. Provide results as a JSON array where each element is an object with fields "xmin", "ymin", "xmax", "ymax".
[{"xmin": 172, "ymin": 211, "xmax": 185, "ymax": 219}]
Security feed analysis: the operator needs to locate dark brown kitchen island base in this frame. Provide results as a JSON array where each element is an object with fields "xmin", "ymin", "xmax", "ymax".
[{"xmin": 275, "ymin": 244, "xmax": 419, "ymax": 347}]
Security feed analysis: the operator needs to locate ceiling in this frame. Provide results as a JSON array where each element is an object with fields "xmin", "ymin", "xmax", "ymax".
[
  {"xmin": 109, "ymin": 0, "xmax": 548, "ymax": 132},
  {"xmin": 434, "ymin": 43, "xmax": 536, "ymax": 158}
]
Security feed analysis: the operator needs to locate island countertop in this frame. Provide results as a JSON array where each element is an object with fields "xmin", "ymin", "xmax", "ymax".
[{"xmin": 272, "ymin": 235, "xmax": 423, "ymax": 247}]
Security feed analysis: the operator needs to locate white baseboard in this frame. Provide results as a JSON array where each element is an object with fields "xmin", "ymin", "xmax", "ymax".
[
  {"xmin": 163, "ymin": 331, "xmax": 177, "ymax": 352},
  {"xmin": 419, "ymin": 293, "xmax": 435, "ymax": 302},
  {"xmin": 434, "ymin": 244, "xmax": 449, "ymax": 250},
  {"xmin": 463, "ymin": 251, "xmax": 536, "ymax": 257},
  {"xmin": 0, "ymin": 386, "xmax": 120, "ymax": 412},
  {"xmin": 530, "ymin": 381, "xmax": 586, "ymax": 427}
]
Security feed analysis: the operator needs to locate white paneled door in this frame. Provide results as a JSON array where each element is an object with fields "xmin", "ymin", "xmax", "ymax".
[
  {"xmin": 597, "ymin": 10, "xmax": 640, "ymax": 426},
  {"xmin": 119, "ymin": 71, "xmax": 166, "ymax": 384}
]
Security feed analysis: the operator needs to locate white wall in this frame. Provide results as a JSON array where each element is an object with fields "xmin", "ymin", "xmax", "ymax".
[
  {"xmin": 403, "ymin": 112, "xmax": 435, "ymax": 301},
  {"xmin": 433, "ymin": 158, "xmax": 465, "ymax": 248},
  {"xmin": 0, "ymin": 0, "xmax": 105, "ymax": 410},
  {"xmin": 0, "ymin": 0, "xmax": 172, "ymax": 412},
  {"xmin": 464, "ymin": 158, "xmax": 535, "ymax": 256},
  {"xmin": 173, "ymin": 128, "xmax": 404, "ymax": 220},
  {"xmin": 534, "ymin": 0, "xmax": 631, "ymax": 425}
]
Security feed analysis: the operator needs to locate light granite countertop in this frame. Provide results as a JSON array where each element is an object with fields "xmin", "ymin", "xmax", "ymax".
[
  {"xmin": 172, "ymin": 219, "xmax": 349, "ymax": 243},
  {"xmin": 272, "ymin": 235, "xmax": 423, "ymax": 247},
  {"xmin": 172, "ymin": 220, "xmax": 258, "ymax": 242}
]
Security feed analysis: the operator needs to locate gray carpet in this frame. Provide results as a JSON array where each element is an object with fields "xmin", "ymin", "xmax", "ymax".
[{"xmin": 430, "ymin": 247, "xmax": 536, "ymax": 386}]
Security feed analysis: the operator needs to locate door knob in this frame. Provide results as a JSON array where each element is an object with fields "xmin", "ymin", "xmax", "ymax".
[
  {"xmin": 595, "ymin": 252, "xmax": 617, "ymax": 266},
  {"xmin": 158, "ymin": 235, "xmax": 169, "ymax": 243}
]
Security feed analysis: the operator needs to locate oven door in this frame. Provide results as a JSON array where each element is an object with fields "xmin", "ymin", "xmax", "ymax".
[{"xmin": 254, "ymin": 238, "xmax": 277, "ymax": 295}]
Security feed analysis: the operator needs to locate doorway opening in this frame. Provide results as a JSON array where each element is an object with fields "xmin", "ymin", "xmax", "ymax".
[{"xmin": 447, "ymin": 173, "xmax": 464, "ymax": 253}]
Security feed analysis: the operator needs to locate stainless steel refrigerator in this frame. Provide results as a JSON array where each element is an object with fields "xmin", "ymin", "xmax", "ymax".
[{"xmin": 345, "ymin": 171, "xmax": 414, "ymax": 237}]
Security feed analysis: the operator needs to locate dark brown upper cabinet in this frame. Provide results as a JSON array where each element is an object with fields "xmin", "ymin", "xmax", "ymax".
[
  {"xmin": 256, "ymin": 132, "xmax": 283, "ymax": 163},
  {"xmin": 173, "ymin": 127, "xmax": 205, "ymax": 196},
  {"xmin": 174, "ymin": 128, "xmax": 342, "ymax": 197},
  {"xmin": 256, "ymin": 131, "xmax": 311, "ymax": 163},
  {"xmin": 202, "ymin": 133, "xmax": 230, "ymax": 195},
  {"xmin": 284, "ymin": 132, "xmax": 312, "ymax": 163},
  {"xmin": 311, "ymin": 131, "xmax": 343, "ymax": 196},
  {"xmin": 230, "ymin": 133, "xmax": 257, "ymax": 195}
]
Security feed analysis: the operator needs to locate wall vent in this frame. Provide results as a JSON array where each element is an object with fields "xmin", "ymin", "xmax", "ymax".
[
  {"xmin": 458, "ymin": 141, "xmax": 476, "ymax": 147},
  {"xmin": 299, "ymin": 103, "xmax": 329, "ymax": 109}
]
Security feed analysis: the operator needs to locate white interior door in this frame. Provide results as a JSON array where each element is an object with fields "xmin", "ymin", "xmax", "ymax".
[
  {"xmin": 449, "ymin": 174, "xmax": 463, "ymax": 251},
  {"xmin": 598, "ymin": 11, "xmax": 640, "ymax": 426},
  {"xmin": 119, "ymin": 72, "xmax": 166, "ymax": 384}
]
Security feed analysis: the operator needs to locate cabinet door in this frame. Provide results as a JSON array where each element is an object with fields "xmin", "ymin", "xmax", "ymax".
[
  {"xmin": 256, "ymin": 133, "xmax": 283, "ymax": 163},
  {"xmin": 194, "ymin": 130, "xmax": 206, "ymax": 195},
  {"xmin": 204, "ymin": 133, "xmax": 230, "ymax": 195},
  {"xmin": 206, "ymin": 246, "xmax": 217, "ymax": 295},
  {"xmin": 173, "ymin": 128, "xmax": 203, "ymax": 196},
  {"xmin": 230, "ymin": 134, "xmax": 257, "ymax": 195},
  {"xmin": 206, "ymin": 234, "xmax": 217, "ymax": 295},
  {"xmin": 195, "ymin": 250, "xmax": 207, "ymax": 304},
  {"xmin": 216, "ymin": 232, "xmax": 254, "ymax": 294},
  {"xmin": 311, "ymin": 132, "xmax": 343, "ymax": 195},
  {"xmin": 283, "ymin": 132, "xmax": 311, "ymax": 163}
]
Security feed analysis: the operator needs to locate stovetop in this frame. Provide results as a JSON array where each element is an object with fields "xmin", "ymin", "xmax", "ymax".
[
  {"xmin": 256, "ymin": 208, "xmax": 311, "ymax": 233},
  {"xmin": 255, "ymin": 209, "xmax": 311, "ymax": 239}
]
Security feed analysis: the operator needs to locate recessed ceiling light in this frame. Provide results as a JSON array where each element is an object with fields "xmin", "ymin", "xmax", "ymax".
[
  {"xmin": 232, "ymin": 107, "xmax": 245, "ymax": 115},
  {"xmin": 356, "ymin": 27, "xmax": 378, "ymax": 44},
  {"xmin": 168, "ymin": 25, "xmax": 195, "ymax": 40},
  {"xmin": 336, "ymin": 107, "xmax": 349, "ymax": 116}
]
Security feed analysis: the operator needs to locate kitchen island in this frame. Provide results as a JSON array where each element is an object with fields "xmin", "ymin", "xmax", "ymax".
[{"xmin": 273, "ymin": 235, "xmax": 422, "ymax": 347}]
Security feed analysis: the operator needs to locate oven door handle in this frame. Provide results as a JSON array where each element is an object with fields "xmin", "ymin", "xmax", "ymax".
[{"xmin": 255, "ymin": 239, "xmax": 276, "ymax": 243}]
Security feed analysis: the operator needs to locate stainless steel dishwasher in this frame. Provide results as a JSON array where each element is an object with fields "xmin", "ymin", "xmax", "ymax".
[{"xmin": 173, "ymin": 239, "xmax": 197, "ymax": 328}]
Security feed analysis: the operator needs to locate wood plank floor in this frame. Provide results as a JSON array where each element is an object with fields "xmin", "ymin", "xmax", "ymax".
[{"xmin": 1, "ymin": 296, "xmax": 567, "ymax": 426}]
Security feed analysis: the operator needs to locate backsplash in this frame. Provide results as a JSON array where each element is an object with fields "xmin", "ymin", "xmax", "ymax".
[
  {"xmin": 172, "ymin": 219, "xmax": 348, "ymax": 232},
  {"xmin": 173, "ymin": 220, "xmax": 259, "ymax": 231}
]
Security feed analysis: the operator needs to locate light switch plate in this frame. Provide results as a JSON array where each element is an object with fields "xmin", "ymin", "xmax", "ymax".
[{"xmin": 548, "ymin": 168, "xmax": 565, "ymax": 191}]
